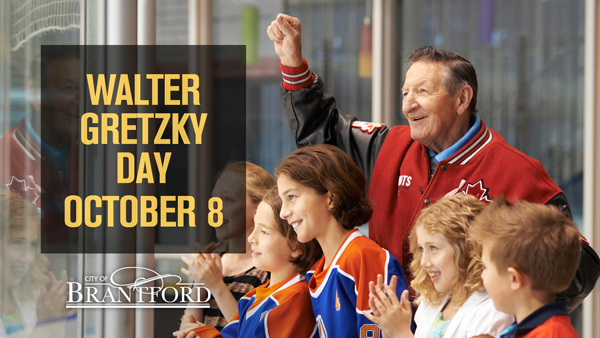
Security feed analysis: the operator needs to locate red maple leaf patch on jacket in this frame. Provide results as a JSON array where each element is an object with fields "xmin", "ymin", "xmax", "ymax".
[
  {"xmin": 4, "ymin": 175, "xmax": 41, "ymax": 204},
  {"xmin": 460, "ymin": 179, "xmax": 492, "ymax": 202}
]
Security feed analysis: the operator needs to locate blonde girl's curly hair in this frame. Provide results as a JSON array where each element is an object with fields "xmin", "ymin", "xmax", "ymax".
[
  {"xmin": 409, "ymin": 194, "xmax": 486, "ymax": 307},
  {"xmin": 0, "ymin": 190, "xmax": 49, "ymax": 299}
]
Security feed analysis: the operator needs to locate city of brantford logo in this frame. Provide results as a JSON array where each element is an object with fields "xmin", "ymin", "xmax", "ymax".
[
  {"xmin": 460, "ymin": 179, "xmax": 492, "ymax": 202},
  {"xmin": 335, "ymin": 290, "xmax": 340, "ymax": 311},
  {"xmin": 5, "ymin": 175, "xmax": 41, "ymax": 205},
  {"xmin": 351, "ymin": 121, "xmax": 385, "ymax": 134},
  {"xmin": 67, "ymin": 267, "xmax": 211, "ymax": 308}
]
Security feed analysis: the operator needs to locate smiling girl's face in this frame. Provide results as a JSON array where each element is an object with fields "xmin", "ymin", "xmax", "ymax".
[
  {"xmin": 416, "ymin": 227, "xmax": 458, "ymax": 294},
  {"xmin": 277, "ymin": 174, "xmax": 334, "ymax": 244},
  {"xmin": 2, "ymin": 225, "xmax": 38, "ymax": 287}
]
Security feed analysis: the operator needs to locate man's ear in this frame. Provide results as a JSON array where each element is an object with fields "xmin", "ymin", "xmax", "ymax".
[
  {"xmin": 507, "ymin": 267, "xmax": 527, "ymax": 291},
  {"xmin": 27, "ymin": 81, "xmax": 41, "ymax": 112},
  {"xmin": 291, "ymin": 249, "xmax": 301, "ymax": 259},
  {"xmin": 456, "ymin": 85, "xmax": 473, "ymax": 116}
]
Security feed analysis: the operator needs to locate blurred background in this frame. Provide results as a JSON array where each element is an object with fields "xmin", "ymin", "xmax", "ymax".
[{"xmin": 0, "ymin": 0, "xmax": 597, "ymax": 337}]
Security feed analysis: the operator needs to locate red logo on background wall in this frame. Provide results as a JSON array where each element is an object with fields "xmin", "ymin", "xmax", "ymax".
[
  {"xmin": 460, "ymin": 180, "xmax": 492, "ymax": 202},
  {"xmin": 351, "ymin": 121, "xmax": 385, "ymax": 134},
  {"xmin": 4, "ymin": 175, "xmax": 41, "ymax": 204}
]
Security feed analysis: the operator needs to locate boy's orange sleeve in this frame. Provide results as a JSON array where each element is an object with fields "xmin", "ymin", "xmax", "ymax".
[{"xmin": 263, "ymin": 286, "xmax": 317, "ymax": 338}]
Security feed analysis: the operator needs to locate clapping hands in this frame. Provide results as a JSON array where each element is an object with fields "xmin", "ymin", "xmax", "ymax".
[
  {"xmin": 36, "ymin": 270, "xmax": 77, "ymax": 322},
  {"xmin": 181, "ymin": 252, "xmax": 224, "ymax": 290},
  {"xmin": 364, "ymin": 274, "xmax": 413, "ymax": 338}
]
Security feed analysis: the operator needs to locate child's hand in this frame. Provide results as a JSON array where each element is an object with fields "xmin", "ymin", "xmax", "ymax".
[
  {"xmin": 181, "ymin": 253, "xmax": 224, "ymax": 290},
  {"xmin": 36, "ymin": 271, "xmax": 77, "ymax": 322},
  {"xmin": 173, "ymin": 314, "xmax": 204, "ymax": 338},
  {"xmin": 367, "ymin": 273, "xmax": 390, "ymax": 317},
  {"xmin": 364, "ymin": 275, "xmax": 413, "ymax": 338},
  {"xmin": 173, "ymin": 331, "xmax": 197, "ymax": 338}
]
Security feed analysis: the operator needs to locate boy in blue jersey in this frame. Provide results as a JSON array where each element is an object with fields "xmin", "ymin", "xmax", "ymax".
[
  {"xmin": 276, "ymin": 144, "xmax": 410, "ymax": 338},
  {"xmin": 175, "ymin": 187, "xmax": 322, "ymax": 338}
]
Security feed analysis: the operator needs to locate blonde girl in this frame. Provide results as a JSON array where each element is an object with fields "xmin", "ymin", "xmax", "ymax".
[
  {"xmin": 0, "ymin": 190, "xmax": 73, "ymax": 338},
  {"xmin": 365, "ymin": 194, "xmax": 513, "ymax": 338}
]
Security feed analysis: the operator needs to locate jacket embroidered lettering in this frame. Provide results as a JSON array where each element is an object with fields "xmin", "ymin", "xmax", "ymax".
[{"xmin": 398, "ymin": 175, "xmax": 412, "ymax": 191}]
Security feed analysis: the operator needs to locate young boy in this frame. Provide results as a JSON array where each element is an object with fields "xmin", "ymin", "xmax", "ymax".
[
  {"xmin": 470, "ymin": 197, "xmax": 581, "ymax": 338},
  {"xmin": 175, "ymin": 188, "xmax": 321, "ymax": 338}
]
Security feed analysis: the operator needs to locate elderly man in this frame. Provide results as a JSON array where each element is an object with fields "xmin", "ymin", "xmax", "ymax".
[
  {"xmin": 0, "ymin": 46, "xmax": 80, "ymax": 246},
  {"xmin": 267, "ymin": 14, "xmax": 599, "ymax": 311}
]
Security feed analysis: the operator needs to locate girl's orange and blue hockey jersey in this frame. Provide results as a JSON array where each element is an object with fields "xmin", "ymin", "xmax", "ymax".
[
  {"xmin": 306, "ymin": 229, "xmax": 409, "ymax": 338},
  {"xmin": 187, "ymin": 273, "xmax": 318, "ymax": 338}
]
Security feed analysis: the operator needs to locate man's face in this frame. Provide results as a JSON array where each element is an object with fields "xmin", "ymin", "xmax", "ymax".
[
  {"xmin": 41, "ymin": 58, "xmax": 80, "ymax": 147},
  {"xmin": 401, "ymin": 61, "xmax": 465, "ymax": 153}
]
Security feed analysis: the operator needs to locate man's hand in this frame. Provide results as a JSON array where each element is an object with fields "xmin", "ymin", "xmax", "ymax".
[
  {"xmin": 364, "ymin": 275, "xmax": 414, "ymax": 338},
  {"xmin": 267, "ymin": 14, "xmax": 303, "ymax": 67}
]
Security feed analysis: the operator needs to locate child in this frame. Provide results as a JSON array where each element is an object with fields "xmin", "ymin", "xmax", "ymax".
[
  {"xmin": 0, "ymin": 190, "xmax": 74, "ymax": 338},
  {"xmin": 469, "ymin": 197, "xmax": 581, "ymax": 338},
  {"xmin": 180, "ymin": 162, "xmax": 272, "ymax": 330},
  {"xmin": 365, "ymin": 194, "xmax": 513, "ymax": 338},
  {"xmin": 275, "ymin": 144, "xmax": 408, "ymax": 338},
  {"xmin": 175, "ymin": 187, "xmax": 322, "ymax": 338}
]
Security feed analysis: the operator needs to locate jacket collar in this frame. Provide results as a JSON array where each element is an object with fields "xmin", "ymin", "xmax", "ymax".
[
  {"xmin": 499, "ymin": 297, "xmax": 569, "ymax": 338},
  {"xmin": 445, "ymin": 119, "xmax": 493, "ymax": 165},
  {"xmin": 12, "ymin": 119, "xmax": 43, "ymax": 161}
]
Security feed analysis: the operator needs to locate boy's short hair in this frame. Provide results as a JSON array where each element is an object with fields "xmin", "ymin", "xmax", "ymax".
[
  {"xmin": 470, "ymin": 196, "xmax": 581, "ymax": 294},
  {"xmin": 409, "ymin": 194, "xmax": 487, "ymax": 306},
  {"xmin": 262, "ymin": 187, "xmax": 322, "ymax": 274},
  {"xmin": 275, "ymin": 144, "xmax": 372, "ymax": 230}
]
